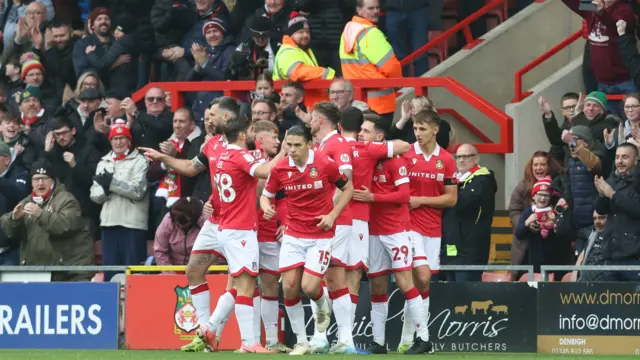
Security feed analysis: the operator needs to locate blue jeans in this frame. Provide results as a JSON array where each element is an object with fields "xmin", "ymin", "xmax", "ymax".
[
  {"xmin": 385, "ymin": 7, "xmax": 429, "ymax": 76},
  {"xmin": 101, "ymin": 226, "xmax": 148, "ymax": 281},
  {"xmin": 0, "ymin": 247, "xmax": 19, "ymax": 265},
  {"xmin": 598, "ymin": 80, "xmax": 636, "ymax": 115}
]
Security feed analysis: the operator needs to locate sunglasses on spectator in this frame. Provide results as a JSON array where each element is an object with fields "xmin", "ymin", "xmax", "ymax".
[{"xmin": 146, "ymin": 96, "xmax": 165, "ymax": 103}]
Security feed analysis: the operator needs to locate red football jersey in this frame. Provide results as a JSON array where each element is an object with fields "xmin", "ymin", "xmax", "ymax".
[
  {"xmin": 198, "ymin": 135, "xmax": 227, "ymax": 224},
  {"xmin": 214, "ymin": 145, "xmax": 265, "ymax": 231},
  {"xmin": 254, "ymin": 145, "xmax": 282, "ymax": 243},
  {"xmin": 370, "ymin": 156, "xmax": 410, "ymax": 235},
  {"xmin": 263, "ymin": 150, "xmax": 348, "ymax": 239},
  {"xmin": 346, "ymin": 138, "xmax": 394, "ymax": 222},
  {"xmin": 316, "ymin": 130, "xmax": 353, "ymax": 225},
  {"xmin": 402, "ymin": 143, "xmax": 455, "ymax": 237}
]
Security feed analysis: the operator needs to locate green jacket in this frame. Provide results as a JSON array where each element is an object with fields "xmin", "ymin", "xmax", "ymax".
[{"xmin": 0, "ymin": 183, "xmax": 94, "ymax": 281}]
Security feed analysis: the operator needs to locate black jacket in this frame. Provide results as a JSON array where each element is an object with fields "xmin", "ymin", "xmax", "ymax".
[
  {"xmin": 43, "ymin": 40, "xmax": 77, "ymax": 93},
  {"xmin": 241, "ymin": 5, "xmax": 291, "ymax": 46},
  {"xmin": 54, "ymin": 99, "xmax": 94, "ymax": 137},
  {"xmin": 594, "ymin": 168, "xmax": 640, "ymax": 261},
  {"xmin": 226, "ymin": 40, "xmax": 279, "ymax": 81},
  {"xmin": 4, "ymin": 132, "xmax": 38, "ymax": 172},
  {"xmin": 289, "ymin": 0, "xmax": 350, "ymax": 46},
  {"xmin": 0, "ymin": 163, "xmax": 30, "ymax": 249},
  {"xmin": 86, "ymin": 33, "xmax": 138, "ymax": 94},
  {"xmin": 130, "ymin": 108, "xmax": 174, "ymax": 149},
  {"xmin": 442, "ymin": 167, "xmax": 497, "ymax": 265},
  {"xmin": 617, "ymin": 32, "xmax": 640, "ymax": 91},
  {"xmin": 383, "ymin": 0, "xmax": 430, "ymax": 11},
  {"xmin": 541, "ymin": 112, "xmax": 572, "ymax": 165},
  {"xmin": 389, "ymin": 118, "xmax": 452, "ymax": 149},
  {"xmin": 150, "ymin": 0, "xmax": 193, "ymax": 48}
]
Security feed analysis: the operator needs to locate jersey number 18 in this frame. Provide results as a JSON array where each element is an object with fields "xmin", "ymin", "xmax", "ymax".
[{"xmin": 214, "ymin": 173, "xmax": 236, "ymax": 203}]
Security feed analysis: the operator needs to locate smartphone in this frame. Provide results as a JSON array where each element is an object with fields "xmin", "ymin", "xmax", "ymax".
[{"xmin": 579, "ymin": 0, "xmax": 598, "ymax": 12}]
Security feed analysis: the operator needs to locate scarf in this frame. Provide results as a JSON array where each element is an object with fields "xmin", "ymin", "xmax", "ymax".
[
  {"xmin": 113, "ymin": 149, "xmax": 130, "ymax": 161},
  {"xmin": 532, "ymin": 205, "xmax": 556, "ymax": 239},
  {"xmin": 156, "ymin": 141, "xmax": 184, "ymax": 208},
  {"xmin": 32, "ymin": 184, "xmax": 54, "ymax": 205}
]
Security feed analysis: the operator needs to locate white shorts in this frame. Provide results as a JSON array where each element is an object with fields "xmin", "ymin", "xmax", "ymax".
[
  {"xmin": 217, "ymin": 229, "xmax": 259, "ymax": 277},
  {"xmin": 331, "ymin": 225, "xmax": 351, "ymax": 267},
  {"xmin": 409, "ymin": 231, "xmax": 440, "ymax": 271},
  {"xmin": 279, "ymin": 235, "xmax": 332, "ymax": 277},
  {"xmin": 347, "ymin": 220, "xmax": 369, "ymax": 270},
  {"xmin": 259, "ymin": 241, "xmax": 281, "ymax": 275},
  {"xmin": 368, "ymin": 232, "xmax": 413, "ymax": 277},
  {"xmin": 191, "ymin": 221, "xmax": 221, "ymax": 255}
]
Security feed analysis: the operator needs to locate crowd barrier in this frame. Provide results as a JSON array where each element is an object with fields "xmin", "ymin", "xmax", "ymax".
[{"xmin": 1, "ymin": 265, "xmax": 640, "ymax": 354}]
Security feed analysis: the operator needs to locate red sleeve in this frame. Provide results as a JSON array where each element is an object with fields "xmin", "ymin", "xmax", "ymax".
[
  {"xmin": 276, "ymin": 197, "xmax": 288, "ymax": 226},
  {"xmin": 327, "ymin": 140, "xmax": 353, "ymax": 172},
  {"xmin": 367, "ymin": 141, "xmax": 394, "ymax": 160},
  {"xmin": 373, "ymin": 183, "xmax": 410, "ymax": 204},
  {"xmin": 239, "ymin": 150, "xmax": 265, "ymax": 177},
  {"xmin": 326, "ymin": 158, "xmax": 348, "ymax": 186},
  {"xmin": 263, "ymin": 167, "xmax": 280, "ymax": 197},
  {"xmin": 443, "ymin": 153, "xmax": 456, "ymax": 186}
]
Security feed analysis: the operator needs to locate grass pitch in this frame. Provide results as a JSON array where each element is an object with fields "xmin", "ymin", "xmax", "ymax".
[{"xmin": 0, "ymin": 351, "xmax": 637, "ymax": 360}]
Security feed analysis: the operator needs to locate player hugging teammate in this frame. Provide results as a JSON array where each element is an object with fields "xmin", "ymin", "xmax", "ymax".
[{"xmin": 140, "ymin": 99, "xmax": 457, "ymax": 355}]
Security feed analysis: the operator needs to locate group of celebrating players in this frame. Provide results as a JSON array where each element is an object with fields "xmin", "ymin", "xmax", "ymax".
[{"xmin": 140, "ymin": 96, "xmax": 456, "ymax": 355}]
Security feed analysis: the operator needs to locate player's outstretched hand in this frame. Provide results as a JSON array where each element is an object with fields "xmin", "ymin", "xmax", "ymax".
[
  {"xmin": 263, "ymin": 205, "xmax": 276, "ymax": 220},
  {"xmin": 316, "ymin": 214, "xmax": 335, "ymax": 230},
  {"xmin": 138, "ymin": 147, "xmax": 165, "ymax": 162}
]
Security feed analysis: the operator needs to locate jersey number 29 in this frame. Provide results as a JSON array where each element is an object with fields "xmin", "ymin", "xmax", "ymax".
[{"xmin": 214, "ymin": 173, "xmax": 236, "ymax": 203}]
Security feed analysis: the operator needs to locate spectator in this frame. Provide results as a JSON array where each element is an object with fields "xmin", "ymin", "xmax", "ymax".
[
  {"xmin": 509, "ymin": 151, "xmax": 562, "ymax": 272},
  {"xmin": 604, "ymin": 93, "xmax": 640, "ymax": 149},
  {"xmin": 4, "ymin": 57, "xmax": 23, "ymax": 106},
  {"xmin": 58, "ymin": 87, "xmax": 104, "ymax": 137},
  {"xmin": 41, "ymin": 20, "xmax": 77, "ymax": 97},
  {"xmin": 515, "ymin": 179, "xmax": 573, "ymax": 275},
  {"xmin": 150, "ymin": 0, "xmax": 193, "ymax": 81},
  {"xmin": 390, "ymin": 96, "xmax": 453, "ymax": 149},
  {"xmin": 180, "ymin": 0, "xmax": 230, "ymax": 58},
  {"xmin": 442, "ymin": 144, "xmax": 497, "ymax": 282},
  {"xmin": 538, "ymin": 93, "xmax": 580, "ymax": 165},
  {"xmin": 241, "ymin": 0, "xmax": 292, "ymax": 48},
  {"xmin": 553, "ymin": 125, "xmax": 605, "ymax": 255},
  {"xmin": 1, "ymin": 111, "xmax": 37, "ymax": 171},
  {"xmin": 385, "ymin": 0, "xmax": 429, "ymax": 76},
  {"xmin": 18, "ymin": 85, "xmax": 50, "ymax": 151},
  {"xmin": 72, "ymin": 7, "xmax": 113, "ymax": 81},
  {"xmin": 90, "ymin": 124, "xmax": 149, "ymax": 281},
  {"xmin": 253, "ymin": 72, "xmax": 280, "ymax": 104},
  {"xmin": 277, "ymin": 82, "xmax": 306, "ymax": 140},
  {"xmin": 0, "ymin": 142, "xmax": 30, "ymax": 266},
  {"xmin": 289, "ymin": 0, "xmax": 349, "ymax": 75},
  {"xmin": 594, "ymin": 143, "xmax": 640, "ymax": 281},
  {"xmin": 562, "ymin": 0, "xmax": 636, "ymax": 108},
  {"xmin": 2, "ymin": 0, "xmax": 28, "ymax": 50},
  {"xmin": 16, "ymin": 52, "xmax": 60, "ymax": 113},
  {"xmin": 575, "ymin": 210, "xmax": 607, "ymax": 282},
  {"xmin": 154, "ymin": 197, "xmax": 206, "ymax": 267},
  {"xmin": 3, "ymin": 1, "xmax": 53, "ymax": 62},
  {"xmin": 328, "ymin": 78, "xmax": 369, "ymax": 112},
  {"xmin": 186, "ymin": 18, "xmax": 235, "ymax": 127},
  {"xmin": 340, "ymin": 0, "xmax": 401, "ymax": 129},
  {"xmin": 0, "ymin": 159, "xmax": 95, "ymax": 281},
  {"xmin": 229, "ymin": 0, "xmax": 262, "ymax": 35},
  {"xmin": 123, "ymin": 87, "xmax": 174, "ymax": 150},
  {"xmin": 43, "ymin": 117, "xmax": 102, "ymax": 239},
  {"xmin": 251, "ymin": 99, "xmax": 278, "ymax": 123},
  {"xmin": 148, "ymin": 107, "xmax": 203, "ymax": 216},
  {"xmin": 616, "ymin": 19, "xmax": 640, "ymax": 89},
  {"xmin": 273, "ymin": 12, "xmax": 334, "ymax": 109},
  {"xmin": 226, "ymin": 16, "xmax": 277, "ymax": 81},
  {"xmin": 85, "ymin": 14, "xmax": 138, "ymax": 94}
]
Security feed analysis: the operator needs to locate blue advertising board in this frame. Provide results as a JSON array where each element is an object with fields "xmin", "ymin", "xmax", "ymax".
[{"xmin": 0, "ymin": 282, "xmax": 119, "ymax": 349}]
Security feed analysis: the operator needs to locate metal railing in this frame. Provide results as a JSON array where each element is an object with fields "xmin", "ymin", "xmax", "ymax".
[{"xmin": 540, "ymin": 265, "xmax": 640, "ymax": 281}]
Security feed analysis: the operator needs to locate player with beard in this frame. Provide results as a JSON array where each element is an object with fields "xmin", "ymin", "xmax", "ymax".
[
  {"xmin": 337, "ymin": 109, "xmax": 410, "ymax": 322},
  {"xmin": 305, "ymin": 101, "xmax": 355, "ymax": 353},
  {"xmin": 397, "ymin": 110, "xmax": 456, "ymax": 354},
  {"xmin": 354, "ymin": 116, "xmax": 432, "ymax": 354},
  {"xmin": 260, "ymin": 125, "xmax": 354, "ymax": 355},
  {"xmin": 141, "ymin": 116, "xmax": 285, "ymax": 353},
  {"xmin": 273, "ymin": 12, "xmax": 334, "ymax": 109}
]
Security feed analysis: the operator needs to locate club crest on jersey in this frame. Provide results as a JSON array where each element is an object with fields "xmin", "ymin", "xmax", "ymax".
[
  {"xmin": 399, "ymin": 166, "xmax": 408, "ymax": 176},
  {"xmin": 309, "ymin": 167, "xmax": 318, "ymax": 178},
  {"xmin": 436, "ymin": 159, "xmax": 444, "ymax": 170},
  {"xmin": 340, "ymin": 153, "xmax": 350, "ymax": 162}
]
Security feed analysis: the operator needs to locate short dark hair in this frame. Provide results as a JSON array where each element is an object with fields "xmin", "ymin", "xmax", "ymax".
[
  {"xmin": 6, "ymin": 56, "xmax": 20, "ymax": 69},
  {"xmin": 339, "ymin": 106, "xmax": 364, "ymax": 132},
  {"xmin": 561, "ymin": 92, "xmax": 579, "ymax": 103},
  {"xmin": 363, "ymin": 114, "xmax": 387, "ymax": 136},
  {"xmin": 282, "ymin": 82, "xmax": 304, "ymax": 97},
  {"xmin": 175, "ymin": 106, "xmax": 195, "ymax": 122},
  {"xmin": 47, "ymin": 19, "xmax": 71, "ymax": 30},
  {"xmin": 617, "ymin": 142, "xmax": 639, "ymax": 157},
  {"xmin": 224, "ymin": 116, "xmax": 251, "ymax": 144},
  {"xmin": 50, "ymin": 116, "xmax": 75, "ymax": 131},
  {"xmin": 286, "ymin": 125, "xmax": 312, "ymax": 143},
  {"xmin": 252, "ymin": 99, "xmax": 277, "ymax": 115},
  {"xmin": 1, "ymin": 112, "xmax": 20, "ymax": 124},
  {"xmin": 313, "ymin": 101, "xmax": 341, "ymax": 126},
  {"xmin": 210, "ymin": 96, "xmax": 239, "ymax": 115},
  {"xmin": 413, "ymin": 110, "xmax": 441, "ymax": 127}
]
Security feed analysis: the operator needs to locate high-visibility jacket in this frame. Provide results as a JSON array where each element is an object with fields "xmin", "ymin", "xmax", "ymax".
[
  {"xmin": 339, "ymin": 16, "xmax": 402, "ymax": 115},
  {"xmin": 273, "ymin": 35, "xmax": 335, "ymax": 109}
]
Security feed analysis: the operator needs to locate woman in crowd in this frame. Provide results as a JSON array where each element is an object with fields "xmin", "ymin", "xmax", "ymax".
[
  {"xmin": 509, "ymin": 151, "xmax": 562, "ymax": 272},
  {"xmin": 604, "ymin": 94, "xmax": 640, "ymax": 149},
  {"xmin": 154, "ymin": 197, "xmax": 206, "ymax": 268}
]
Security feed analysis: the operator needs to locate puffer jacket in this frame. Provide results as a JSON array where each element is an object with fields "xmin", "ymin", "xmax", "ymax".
[
  {"xmin": 90, "ymin": 149, "xmax": 149, "ymax": 231},
  {"xmin": 289, "ymin": 0, "xmax": 349, "ymax": 46},
  {"xmin": 153, "ymin": 213, "xmax": 206, "ymax": 266},
  {"xmin": 181, "ymin": 1, "xmax": 231, "ymax": 52},
  {"xmin": 567, "ymin": 156, "xmax": 598, "ymax": 228},
  {"xmin": 0, "ymin": 184, "xmax": 94, "ymax": 271}
]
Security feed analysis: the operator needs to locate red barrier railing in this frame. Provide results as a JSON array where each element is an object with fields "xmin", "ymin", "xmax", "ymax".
[
  {"xmin": 400, "ymin": 0, "xmax": 507, "ymax": 72},
  {"xmin": 513, "ymin": 29, "xmax": 625, "ymax": 102},
  {"xmin": 132, "ymin": 77, "xmax": 513, "ymax": 154}
]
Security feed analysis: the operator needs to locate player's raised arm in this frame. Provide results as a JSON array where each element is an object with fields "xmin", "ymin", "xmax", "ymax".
[{"xmin": 138, "ymin": 147, "xmax": 207, "ymax": 177}]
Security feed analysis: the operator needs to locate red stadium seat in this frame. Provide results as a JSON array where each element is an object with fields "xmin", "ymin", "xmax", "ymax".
[
  {"xmin": 519, "ymin": 273, "xmax": 555, "ymax": 282},
  {"xmin": 481, "ymin": 272, "xmax": 511, "ymax": 282}
]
